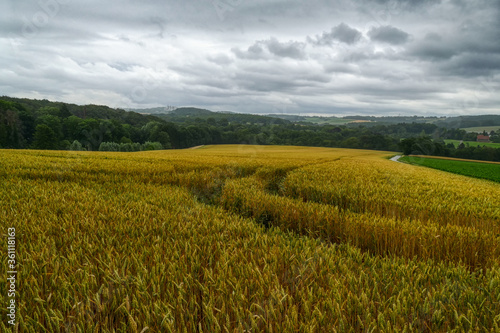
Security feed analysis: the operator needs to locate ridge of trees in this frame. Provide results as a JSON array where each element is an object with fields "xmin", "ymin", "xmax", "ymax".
[{"xmin": 1, "ymin": 96, "xmax": 499, "ymax": 161}]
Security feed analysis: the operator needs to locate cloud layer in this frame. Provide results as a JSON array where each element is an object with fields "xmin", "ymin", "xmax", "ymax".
[{"xmin": 1, "ymin": 0, "xmax": 499, "ymax": 116}]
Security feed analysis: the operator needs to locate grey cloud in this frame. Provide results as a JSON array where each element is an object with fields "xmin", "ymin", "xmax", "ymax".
[
  {"xmin": 458, "ymin": 21, "xmax": 500, "ymax": 55},
  {"xmin": 309, "ymin": 23, "xmax": 362, "ymax": 45},
  {"xmin": 343, "ymin": 51, "xmax": 375, "ymax": 63},
  {"xmin": 207, "ymin": 53, "xmax": 233, "ymax": 65},
  {"xmin": 408, "ymin": 33, "xmax": 456, "ymax": 61},
  {"xmin": 265, "ymin": 38, "xmax": 306, "ymax": 59},
  {"xmin": 232, "ymin": 60, "xmax": 331, "ymax": 93},
  {"xmin": 368, "ymin": 26, "xmax": 410, "ymax": 45},
  {"xmin": 233, "ymin": 37, "xmax": 306, "ymax": 60},
  {"xmin": 323, "ymin": 62, "xmax": 358, "ymax": 74},
  {"xmin": 362, "ymin": 0, "xmax": 441, "ymax": 8},
  {"xmin": 149, "ymin": 17, "xmax": 167, "ymax": 38},
  {"xmin": 408, "ymin": 9, "xmax": 500, "ymax": 66},
  {"xmin": 2, "ymin": 0, "xmax": 500, "ymax": 116},
  {"xmin": 440, "ymin": 53, "xmax": 500, "ymax": 77},
  {"xmin": 232, "ymin": 43, "xmax": 266, "ymax": 60},
  {"xmin": 235, "ymin": 70, "xmax": 328, "ymax": 92},
  {"xmin": 235, "ymin": 74, "xmax": 302, "ymax": 92},
  {"xmin": 108, "ymin": 63, "xmax": 138, "ymax": 72}
]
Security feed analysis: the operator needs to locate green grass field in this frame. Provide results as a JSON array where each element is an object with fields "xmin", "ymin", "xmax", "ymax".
[
  {"xmin": 444, "ymin": 139, "xmax": 500, "ymax": 148},
  {"xmin": 400, "ymin": 155, "xmax": 500, "ymax": 182},
  {"xmin": 461, "ymin": 126, "xmax": 500, "ymax": 133}
]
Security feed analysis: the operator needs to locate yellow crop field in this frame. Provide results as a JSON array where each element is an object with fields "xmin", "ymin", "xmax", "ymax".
[{"xmin": 1, "ymin": 145, "xmax": 500, "ymax": 332}]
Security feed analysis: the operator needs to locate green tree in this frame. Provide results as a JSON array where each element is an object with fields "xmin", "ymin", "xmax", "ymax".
[
  {"xmin": 78, "ymin": 118, "xmax": 103, "ymax": 151},
  {"xmin": 341, "ymin": 137, "xmax": 361, "ymax": 149},
  {"xmin": 32, "ymin": 124, "xmax": 59, "ymax": 150},
  {"xmin": 18, "ymin": 109, "xmax": 35, "ymax": 145},
  {"xmin": 59, "ymin": 104, "xmax": 72, "ymax": 118},
  {"xmin": 63, "ymin": 116, "xmax": 83, "ymax": 142},
  {"xmin": 36, "ymin": 115, "xmax": 63, "ymax": 141},
  {"xmin": 142, "ymin": 141, "xmax": 163, "ymax": 151},
  {"xmin": 69, "ymin": 140, "xmax": 85, "ymax": 151},
  {"xmin": 0, "ymin": 100, "xmax": 27, "ymax": 148},
  {"xmin": 36, "ymin": 106, "xmax": 60, "ymax": 117},
  {"xmin": 119, "ymin": 143, "xmax": 133, "ymax": 152},
  {"xmin": 120, "ymin": 136, "xmax": 133, "ymax": 144},
  {"xmin": 399, "ymin": 138, "xmax": 415, "ymax": 155},
  {"xmin": 98, "ymin": 142, "xmax": 120, "ymax": 151}
]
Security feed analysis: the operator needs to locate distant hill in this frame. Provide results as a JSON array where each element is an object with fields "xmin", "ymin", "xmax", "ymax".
[
  {"xmin": 268, "ymin": 114, "xmax": 354, "ymax": 125},
  {"xmin": 125, "ymin": 106, "xmax": 178, "ymax": 114},
  {"xmin": 434, "ymin": 115, "xmax": 500, "ymax": 129},
  {"xmin": 1, "ymin": 96, "xmax": 164, "ymax": 127},
  {"xmin": 126, "ymin": 106, "xmax": 224, "ymax": 117},
  {"xmin": 153, "ymin": 107, "xmax": 289, "ymax": 125},
  {"xmin": 0, "ymin": 96, "xmax": 177, "ymax": 150},
  {"xmin": 461, "ymin": 126, "xmax": 500, "ymax": 133},
  {"xmin": 127, "ymin": 105, "xmax": 500, "ymax": 128},
  {"xmin": 167, "ymin": 107, "xmax": 218, "ymax": 117},
  {"xmin": 274, "ymin": 114, "xmax": 500, "ymax": 128}
]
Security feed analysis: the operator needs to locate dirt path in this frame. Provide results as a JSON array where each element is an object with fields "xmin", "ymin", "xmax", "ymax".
[
  {"xmin": 188, "ymin": 145, "xmax": 205, "ymax": 149},
  {"xmin": 390, "ymin": 155, "xmax": 402, "ymax": 162}
]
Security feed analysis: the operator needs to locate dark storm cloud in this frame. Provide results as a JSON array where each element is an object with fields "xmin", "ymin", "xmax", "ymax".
[
  {"xmin": 368, "ymin": 25, "xmax": 409, "ymax": 45},
  {"xmin": 1, "ymin": 0, "xmax": 499, "ymax": 115},
  {"xmin": 440, "ymin": 53, "xmax": 500, "ymax": 77},
  {"xmin": 406, "ymin": 2, "xmax": 500, "ymax": 80},
  {"xmin": 408, "ymin": 33, "xmax": 456, "ymax": 61}
]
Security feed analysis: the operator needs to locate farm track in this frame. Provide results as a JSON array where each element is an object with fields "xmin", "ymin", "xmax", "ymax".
[
  {"xmin": 390, "ymin": 155, "xmax": 402, "ymax": 162},
  {"xmin": 188, "ymin": 145, "xmax": 205, "ymax": 149}
]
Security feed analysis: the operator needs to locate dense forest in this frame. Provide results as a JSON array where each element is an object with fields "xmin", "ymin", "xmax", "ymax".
[{"xmin": 1, "ymin": 96, "xmax": 499, "ymax": 161}]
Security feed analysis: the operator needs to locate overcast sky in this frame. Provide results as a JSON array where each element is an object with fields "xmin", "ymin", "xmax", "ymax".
[{"xmin": 1, "ymin": 0, "xmax": 499, "ymax": 116}]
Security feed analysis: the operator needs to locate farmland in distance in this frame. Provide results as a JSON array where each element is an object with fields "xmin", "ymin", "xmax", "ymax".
[
  {"xmin": 1, "ymin": 145, "xmax": 500, "ymax": 332},
  {"xmin": 400, "ymin": 155, "xmax": 500, "ymax": 183},
  {"xmin": 444, "ymin": 139, "xmax": 500, "ymax": 149}
]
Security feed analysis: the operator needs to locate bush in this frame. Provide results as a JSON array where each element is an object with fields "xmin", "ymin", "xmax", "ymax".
[
  {"xmin": 99, "ymin": 142, "xmax": 120, "ymax": 152},
  {"xmin": 69, "ymin": 140, "xmax": 85, "ymax": 151},
  {"xmin": 142, "ymin": 141, "xmax": 163, "ymax": 151}
]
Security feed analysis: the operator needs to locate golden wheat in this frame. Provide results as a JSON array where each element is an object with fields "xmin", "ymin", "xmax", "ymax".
[{"xmin": 0, "ymin": 146, "xmax": 499, "ymax": 332}]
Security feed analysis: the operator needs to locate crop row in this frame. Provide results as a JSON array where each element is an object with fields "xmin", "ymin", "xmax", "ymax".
[
  {"xmin": 2, "ymin": 174, "xmax": 500, "ymax": 332},
  {"xmin": 281, "ymin": 158, "xmax": 500, "ymax": 230},
  {"xmin": 219, "ymin": 176, "xmax": 500, "ymax": 269}
]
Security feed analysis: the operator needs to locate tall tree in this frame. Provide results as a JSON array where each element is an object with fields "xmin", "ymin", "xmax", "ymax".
[
  {"xmin": 32, "ymin": 124, "xmax": 59, "ymax": 150},
  {"xmin": 59, "ymin": 104, "xmax": 72, "ymax": 118}
]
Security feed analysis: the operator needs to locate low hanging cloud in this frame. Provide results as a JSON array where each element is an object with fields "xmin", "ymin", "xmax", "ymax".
[{"xmin": 368, "ymin": 25, "xmax": 410, "ymax": 45}]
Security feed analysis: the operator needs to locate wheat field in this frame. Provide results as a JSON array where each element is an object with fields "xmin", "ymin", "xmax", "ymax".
[{"xmin": 1, "ymin": 145, "xmax": 500, "ymax": 332}]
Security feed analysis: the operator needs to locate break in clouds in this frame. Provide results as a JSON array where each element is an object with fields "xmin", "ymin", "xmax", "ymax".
[{"xmin": 0, "ymin": 0, "xmax": 499, "ymax": 116}]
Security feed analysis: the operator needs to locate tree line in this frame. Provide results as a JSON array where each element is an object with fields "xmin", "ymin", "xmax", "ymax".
[
  {"xmin": 399, "ymin": 136, "xmax": 500, "ymax": 162},
  {"xmin": 1, "ymin": 97, "xmax": 499, "ymax": 161}
]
